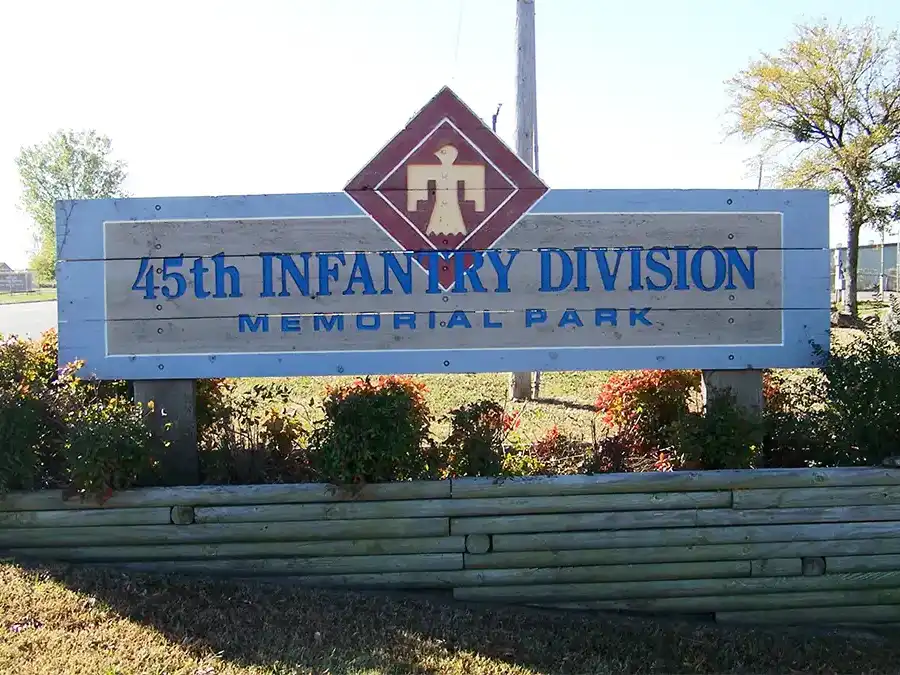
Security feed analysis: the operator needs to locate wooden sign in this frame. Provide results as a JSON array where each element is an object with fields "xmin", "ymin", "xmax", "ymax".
[{"xmin": 56, "ymin": 87, "xmax": 830, "ymax": 380}]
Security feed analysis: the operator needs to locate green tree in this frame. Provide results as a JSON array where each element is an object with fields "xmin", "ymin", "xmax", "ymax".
[
  {"xmin": 727, "ymin": 20, "xmax": 900, "ymax": 317},
  {"xmin": 16, "ymin": 130, "xmax": 128, "ymax": 282}
]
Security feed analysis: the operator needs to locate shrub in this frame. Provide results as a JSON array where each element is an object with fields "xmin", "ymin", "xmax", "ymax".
[
  {"xmin": 61, "ymin": 396, "xmax": 158, "ymax": 502},
  {"xmin": 310, "ymin": 376, "xmax": 433, "ymax": 484},
  {"xmin": 0, "ymin": 388, "xmax": 60, "ymax": 493},
  {"xmin": 595, "ymin": 370, "xmax": 700, "ymax": 453},
  {"xmin": 199, "ymin": 382, "xmax": 312, "ymax": 485},
  {"xmin": 528, "ymin": 425, "xmax": 588, "ymax": 475},
  {"xmin": 666, "ymin": 389, "xmax": 761, "ymax": 470},
  {"xmin": 442, "ymin": 400, "xmax": 519, "ymax": 477},
  {"xmin": 812, "ymin": 332, "xmax": 900, "ymax": 465}
]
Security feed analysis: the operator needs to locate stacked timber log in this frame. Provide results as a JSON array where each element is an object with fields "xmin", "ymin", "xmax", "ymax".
[{"xmin": 4, "ymin": 467, "xmax": 900, "ymax": 625}]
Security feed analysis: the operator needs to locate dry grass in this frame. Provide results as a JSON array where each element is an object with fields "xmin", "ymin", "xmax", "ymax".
[{"xmin": 2, "ymin": 562, "xmax": 898, "ymax": 674}]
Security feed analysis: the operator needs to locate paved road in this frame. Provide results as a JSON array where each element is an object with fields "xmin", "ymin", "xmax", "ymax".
[{"xmin": 0, "ymin": 301, "xmax": 57, "ymax": 339}]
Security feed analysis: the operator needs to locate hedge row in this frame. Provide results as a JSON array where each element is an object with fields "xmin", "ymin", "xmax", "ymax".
[{"xmin": 2, "ymin": 328, "xmax": 900, "ymax": 501}]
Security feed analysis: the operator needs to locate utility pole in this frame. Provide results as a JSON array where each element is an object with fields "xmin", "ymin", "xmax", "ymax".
[{"xmin": 510, "ymin": 0, "xmax": 538, "ymax": 401}]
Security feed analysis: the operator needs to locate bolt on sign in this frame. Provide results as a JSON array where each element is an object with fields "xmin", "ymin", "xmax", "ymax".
[{"xmin": 57, "ymin": 87, "xmax": 831, "ymax": 380}]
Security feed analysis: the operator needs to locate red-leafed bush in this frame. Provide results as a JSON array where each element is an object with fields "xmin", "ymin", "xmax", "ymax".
[{"xmin": 595, "ymin": 370, "xmax": 700, "ymax": 453}]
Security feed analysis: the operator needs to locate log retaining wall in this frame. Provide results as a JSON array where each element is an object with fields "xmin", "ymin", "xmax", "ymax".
[{"xmin": 5, "ymin": 467, "xmax": 900, "ymax": 625}]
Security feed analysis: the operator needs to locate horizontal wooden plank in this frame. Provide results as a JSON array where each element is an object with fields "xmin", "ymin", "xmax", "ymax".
[
  {"xmin": 751, "ymin": 558, "xmax": 802, "ymax": 577},
  {"xmin": 59, "ymin": 307, "xmax": 828, "ymax": 379},
  {"xmin": 95, "ymin": 553, "xmax": 463, "ymax": 576},
  {"xmin": 732, "ymin": 485, "xmax": 900, "ymax": 510},
  {"xmin": 492, "ymin": 521, "xmax": 900, "ymax": 553},
  {"xmin": 90, "ymin": 248, "xmax": 814, "ymax": 322},
  {"xmin": 450, "ymin": 468, "xmax": 900, "ymax": 499},
  {"xmin": 101, "ymin": 212, "xmax": 785, "ymax": 260},
  {"xmin": 452, "ymin": 571, "xmax": 900, "ymax": 602},
  {"xmin": 457, "ymin": 561, "xmax": 750, "ymax": 586},
  {"xmin": 0, "ymin": 507, "xmax": 171, "ymax": 528},
  {"xmin": 465, "ymin": 539, "xmax": 900, "ymax": 570},
  {"xmin": 0, "ymin": 517, "xmax": 449, "ymax": 548},
  {"xmin": 530, "ymin": 588, "xmax": 900, "ymax": 614},
  {"xmin": 451, "ymin": 509, "xmax": 700, "ymax": 536},
  {"xmin": 194, "ymin": 491, "xmax": 732, "ymax": 524},
  {"xmin": 55, "ymin": 190, "xmax": 829, "ymax": 262},
  {"xmin": 100, "ymin": 308, "xmax": 785, "ymax": 357},
  {"xmin": 6, "ymin": 536, "xmax": 465, "ymax": 562},
  {"xmin": 827, "ymin": 554, "xmax": 900, "ymax": 574},
  {"xmin": 696, "ymin": 505, "xmax": 900, "ymax": 527},
  {"xmin": 716, "ymin": 605, "xmax": 900, "ymax": 625},
  {"xmin": 263, "ymin": 570, "xmax": 471, "ymax": 589},
  {"xmin": 0, "ymin": 481, "xmax": 450, "ymax": 512}
]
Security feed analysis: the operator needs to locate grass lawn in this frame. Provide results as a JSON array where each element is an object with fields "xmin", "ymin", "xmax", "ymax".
[
  {"xmin": 0, "ymin": 288, "xmax": 56, "ymax": 304},
  {"xmin": 240, "ymin": 319, "xmax": 871, "ymax": 443},
  {"xmin": 2, "ymin": 562, "xmax": 897, "ymax": 675}
]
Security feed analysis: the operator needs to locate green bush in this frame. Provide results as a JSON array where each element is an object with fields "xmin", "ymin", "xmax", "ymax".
[
  {"xmin": 0, "ymin": 389, "xmax": 60, "ymax": 492},
  {"xmin": 442, "ymin": 400, "xmax": 517, "ymax": 478},
  {"xmin": 812, "ymin": 332, "xmax": 900, "ymax": 465},
  {"xmin": 199, "ymin": 382, "xmax": 312, "ymax": 485},
  {"xmin": 667, "ymin": 389, "xmax": 761, "ymax": 470},
  {"xmin": 61, "ymin": 395, "xmax": 158, "ymax": 501},
  {"xmin": 309, "ymin": 376, "xmax": 433, "ymax": 484}
]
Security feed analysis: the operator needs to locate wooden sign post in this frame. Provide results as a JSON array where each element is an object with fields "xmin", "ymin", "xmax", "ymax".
[{"xmin": 55, "ymin": 87, "xmax": 831, "ymax": 484}]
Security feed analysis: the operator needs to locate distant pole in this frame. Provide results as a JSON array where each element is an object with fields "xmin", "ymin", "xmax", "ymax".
[
  {"xmin": 880, "ymin": 229, "xmax": 886, "ymax": 297},
  {"xmin": 510, "ymin": 0, "xmax": 537, "ymax": 401}
]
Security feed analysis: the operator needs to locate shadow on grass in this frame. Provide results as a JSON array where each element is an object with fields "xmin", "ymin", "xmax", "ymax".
[
  {"xmin": 10, "ymin": 561, "xmax": 900, "ymax": 675},
  {"xmin": 531, "ymin": 397, "xmax": 598, "ymax": 413}
]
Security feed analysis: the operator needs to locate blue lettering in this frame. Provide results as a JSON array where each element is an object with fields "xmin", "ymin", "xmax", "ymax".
[
  {"xmin": 630, "ymin": 307, "xmax": 653, "ymax": 326},
  {"xmin": 428, "ymin": 311, "xmax": 437, "ymax": 329},
  {"xmin": 416, "ymin": 251, "xmax": 447, "ymax": 294},
  {"xmin": 486, "ymin": 250, "xmax": 518, "ymax": 293},
  {"xmin": 691, "ymin": 246, "xmax": 727, "ymax": 291},
  {"xmin": 238, "ymin": 314, "xmax": 269, "ymax": 333},
  {"xmin": 161, "ymin": 257, "xmax": 187, "ymax": 299},
  {"xmin": 595, "ymin": 308, "xmax": 618, "ymax": 326},
  {"xmin": 452, "ymin": 252, "xmax": 487, "ymax": 294},
  {"xmin": 574, "ymin": 248, "xmax": 590, "ymax": 292},
  {"xmin": 281, "ymin": 315, "xmax": 302, "ymax": 332},
  {"xmin": 645, "ymin": 247, "xmax": 673, "ymax": 291},
  {"xmin": 559, "ymin": 308, "xmax": 583, "ymax": 328},
  {"xmin": 276, "ymin": 253, "xmax": 311, "ymax": 297},
  {"xmin": 212, "ymin": 253, "xmax": 241, "ymax": 298},
  {"xmin": 447, "ymin": 310, "xmax": 472, "ymax": 328},
  {"xmin": 593, "ymin": 248, "xmax": 625, "ymax": 291},
  {"xmin": 130, "ymin": 257, "xmax": 157, "ymax": 299},
  {"xmin": 190, "ymin": 257, "xmax": 210, "ymax": 298},
  {"xmin": 673, "ymin": 246, "xmax": 690, "ymax": 290},
  {"xmin": 317, "ymin": 252, "xmax": 346, "ymax": 296},
  {"xmin": 344, "ymin": 254, "xmax": 377, "ymax": 296},
  {"xmin": 259, "ymin": 253, "xmax": 276, "ymax": 297},
  {"xmin": 525, "ymin": 308, "xmax": 548, "ymax": 327},
  {"xmin": 394, "ymin": 312, "xmax": 416, "ymax": 329},
  {"xmin": 725, "ymin": 247, "xmax": 757, "ymax": 290},
  {"xmin": 483, "ymin": 311, "xmax": 503, "ymax": 328},
  {"xmin": 313, "ymin": 314, "xmax": 345, "ymax": 332},
  {"xmin": 628, "ymin": 247, "xmax": 644, "ymax": 291},
  {"xmin": 381, "ymin": 252, "xmax": 413, "ymax": 295},
  {"xmin": 356, "ymin": 313, "xmax": 381, "ymax": 330},
  {"xmin": 540, "ymin": 249, "xmax": 573, "ymax": 292}
]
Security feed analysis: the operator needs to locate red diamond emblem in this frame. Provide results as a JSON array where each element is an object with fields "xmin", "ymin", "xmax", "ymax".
[{"xmin": 344, "ymin": 86, "xmax": 549, "ymax": 290}]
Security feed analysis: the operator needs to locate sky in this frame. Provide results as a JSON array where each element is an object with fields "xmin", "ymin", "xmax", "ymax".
[{"xmin": 1, "ymin": 0, "xmax": 900, "ymax": 269}]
